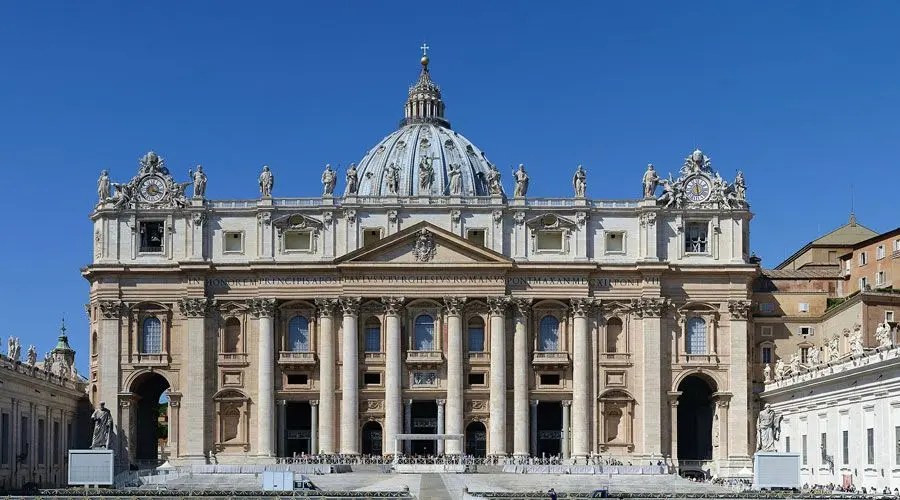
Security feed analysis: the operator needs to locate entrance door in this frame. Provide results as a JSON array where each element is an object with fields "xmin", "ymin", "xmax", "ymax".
[
  {"xmin": 362, "ymin": 421, "xmax": 383, "ymax": 456},
  {"xmin": 677, "ymin": 375, "xmax": 715, "ymax": 461},
  {"xmin": 465, "ymin": 421, "xmax": 487, "ymax": 457},
  {"xmin": 285, "ymin": 401, "xmax": 312, "ymax": 457},
  {"xmin": 410, "ymin": 401, "xmax": 437, "ymax": 456},
  {"xmin": 536, "ymin": 401, "xmax": 562, "ymax": 457}
]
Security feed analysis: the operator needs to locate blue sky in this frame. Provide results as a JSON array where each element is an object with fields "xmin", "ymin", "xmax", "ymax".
[{"xmin": 1, "ymin": 2, "xmax": 898, "ymax": 371}]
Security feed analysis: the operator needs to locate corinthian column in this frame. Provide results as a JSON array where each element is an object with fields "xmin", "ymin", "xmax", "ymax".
[
  {"xmin": 180, "ymin": 296, "xmax": 215, "ymax": 461},
  {"xmin": 570, "ymin": 298, "xmax": 593, "ymax": 460},
  {"xmin": 512, "ymin": 298, "xmax": 532, "ymax": 457},
  {"xmin": 382, "ymin": 296, "xmax": 405, "ymax": 456},
  {"xmin": 248, "ymin": 297, "xmax": 277, "ymax": 457},
  {"xmin": 340, "ymin": 296, "xmax": 361, "ymax": 454},
  {"xmin": 727, "ymin": 300, "xmax": 752, "ymax": 463},
  {"xmin": 636, "ymin": 297, "xmax": 668, "ymax": 458},
  {"xmin": 444, "ymin": 296, "xmax": 467, "ymax": 455},
  {"xmin": 315, "ymin": 298, "xmax": 338, "ymax": 454},
  {"xmin": 487, "ymin": 296, "xmax": 509, "ymax": 456}
]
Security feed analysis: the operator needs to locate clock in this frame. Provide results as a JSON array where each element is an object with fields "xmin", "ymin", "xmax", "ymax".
[
  {"xmin": 139, "ymin": 176, "xmax": 167, "ymax": 203},
  {"xmin": 684, "ymin": 176, "xmax": 711, "ymax": 203}
]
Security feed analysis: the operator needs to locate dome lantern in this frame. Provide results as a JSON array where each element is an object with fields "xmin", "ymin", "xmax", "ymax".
[{"xmin": 401, "ymin": 44, "xmax": 450, "ymax": 129}]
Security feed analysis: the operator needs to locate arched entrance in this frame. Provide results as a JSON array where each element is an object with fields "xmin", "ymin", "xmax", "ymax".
[
  {"xmin": 677, "ymin": 374, "xmax": 715, "ymax": 461},
  {"xmin": 130, "ymin": 372, "xmax": 170, "ymax": 463},
  {"xmin": 465, "ymin": 421, "xmax": 487, "ymax": 457},
  {"xmin": 361, "ymin": 421, "xmax": 382, "ymax": 456}
]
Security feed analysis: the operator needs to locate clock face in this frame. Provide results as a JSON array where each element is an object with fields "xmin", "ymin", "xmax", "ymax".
[
  {"xmin": 139, "ymin": 176, "xmax": 167, "ymax": 203},
  {"xmin": 685, "ymin": 176, "xmax": 711, "ymax": 203}
]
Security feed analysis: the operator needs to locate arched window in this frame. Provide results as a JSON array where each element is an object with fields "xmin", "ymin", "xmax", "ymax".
[
  {"xmin": 141, "ymin": 317, "xmax": 162, "ymax": 354},
  {"xmin": 468, "ymin": 317, "xmax": 485, "ymax": 352},
  {"xmin": 687, "ymin": 317, "xmax": 707, "ymax": 355},
  {"xmin": 606, "ymin": 317, "xmax": 623, "ymax": 353},
  {"xmin": 364, "ymin": 317, "xmax": 381, "ymax": 353},
  {"xmin": 91, "ymin": 331, "xmax": 98, "ymax": 356},
  {"xmin": 538, "ymin": 315, "xmax": 560, "ymax": 352},
  {"xmin": 414, "ymin": 314, "xmax": 434, "ymax": 350},
  {"xmin": 288, "ymin": 316, "xmax": 310, "ymax": 352},
  {"xmin": 223, "ymin": 318, "xmax": 241, "ymax": 353},
  {"xmin": 222, "ymin": 407, "xmax": 240, "ymax": 442}
]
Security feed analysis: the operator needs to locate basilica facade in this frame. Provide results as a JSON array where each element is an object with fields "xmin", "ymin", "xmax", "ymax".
[{"xmin": 83, "ymin": 52, "xmax": 756, "ymax": 476}]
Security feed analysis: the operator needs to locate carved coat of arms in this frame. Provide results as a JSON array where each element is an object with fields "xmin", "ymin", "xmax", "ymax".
[{"xmin": 412, "ymin": 229, "xmax": 436, "ymax": 262}]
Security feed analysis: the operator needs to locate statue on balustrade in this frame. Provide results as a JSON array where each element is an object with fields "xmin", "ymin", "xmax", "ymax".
[
  {"xmin": 642, "ymin": 164, "xmax": 659, "ymax": 198},
  {"xmin": 756, "ymin": 403, "xmax": 783, "ymax": 452},
  {"xmin": 321, "ymin": 164, "xmax": 337, "ymax": 196},
  {"xmin": 876, "ymin": 322, "xmax": 893, "ymax": 348},
  {"xmin": 808, "ymin": 347, "xmax": 820, "ymax": 366},
  {"xmin": 572, "ymin": 165, "xmax": 586, "ymax": 198},
  {"xmin": 849, "ymin": 324, "xmax": 864, "ymax": 355},
  {"xmin": 259, "ymin": 166, "xmax": 274, "ymax": 198},
  {"xmin": 97, "ymin": 170, "xmax": 111, "ymax": 203},
  {"xmin": 774, "ymin": 358, "xmax": 786, "ymax": 379},
  {"xmin": 344, "ymin": 163, "xmax": 358, "ymax": 195},
  {"xmin": 91, "ymin": 401, "xmax": 113, "ymax": 450},
  {"xmin": 190, "ymin": 165, "xmax": 207, "ymax": 199},
  {"xmin": 763, "ymin": 363, "xmax": 772, "ymax": 382},
  {"xmin": 486, "ymin": 163, "xmax": 503, "ymax": 195},
  {"xmin": 512, "ymin": 164, "xmax": 529, "ymax": 197}
]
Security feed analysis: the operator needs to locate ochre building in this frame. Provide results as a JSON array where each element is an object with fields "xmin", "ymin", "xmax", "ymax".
[{"xmin": 83, "ymin": 53, "xmax": 757, "ymax": 477}]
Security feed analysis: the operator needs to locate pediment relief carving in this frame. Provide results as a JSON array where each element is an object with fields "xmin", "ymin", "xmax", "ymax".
[
  {"xmin": 272, "ymin": 214, "xmax": 324, "ymax": 234},
  {"xmin": 524, "ymin": 213, "xmax": 578, "ymax": 231}
]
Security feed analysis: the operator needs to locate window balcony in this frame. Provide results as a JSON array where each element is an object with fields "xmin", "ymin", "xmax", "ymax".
[
  {"xmin": 133, "ymin": 352, "xmax": 168, "ymax": 367},
  {"xmin": 218, "ymin": 352, "xmax": 249, "ymax": 366},
  {"xmin": 406, "ymin": 350, "xmax": 443, "ymax": 365},
  {"xmin": 363, "ymin": 352, "xmax": 385, "ymax": 363},
  {"xmin": 678, "ymin": 353, "xmax": 720, "ymax": 366},
  {"xmin": 277, "ymin": 351, "xmax": 317, "ymax": 366},
  {"xmin": 599, "ymin": 352, "xmax": 632, "ymax": 365},
  {"xmin": 532, "ymin": 351, "xmax": 570, "ymax": 367},
  {"xmin": 467, "ymin": 352, "xmax": 490, "ymax": 365}
]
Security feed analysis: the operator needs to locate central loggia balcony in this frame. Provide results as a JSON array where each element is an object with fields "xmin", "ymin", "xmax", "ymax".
[
  {"xmin": 277, "ymin": 351, "xmax": 317, "ymax": 366},
  {"xmin": 406, "ymin": 350, "xmax": 443, "ymax": 365},
  {"xmin": 133, "ymin": 352, "xmax": 169, "ymax": 367},
  {"xmin": 217, "ymin": 352, "xmax": 249, "ymax": 367},
  {"xmin": 467, "ymin": 352, "xmax": 490, "ymax": 365},
  {"xmin": 532, "ymin": 351, "xmax": 570, "ymax": 367}
]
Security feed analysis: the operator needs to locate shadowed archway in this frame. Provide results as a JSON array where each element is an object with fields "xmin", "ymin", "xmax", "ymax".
[
  {"xmin": 677, "ymin": 374, "xmax": 715, "ymax": 461},
  {"xmin": 130, "ymin": 372, "xmax": 170, "ymax": 463}
]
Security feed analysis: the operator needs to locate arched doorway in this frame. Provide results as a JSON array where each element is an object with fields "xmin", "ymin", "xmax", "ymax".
[
  {"xmin": 465, "ymin": 421, "xmax": 487, "ymax": 457},
  {"xmin": 361, "ymin": 421, "xmax": 382, "ymax": 456},
  {"xmin": 130, "ymin": 372, "xmax": 170, "ymax": 463},
  {"xmin": 677, "ymin": 374, "xmax": 715, "ymax": 461}
]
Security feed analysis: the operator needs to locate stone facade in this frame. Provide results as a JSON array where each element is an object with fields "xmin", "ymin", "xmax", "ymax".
[{"xmin": 83, "ymin": 52, "xmax": 756, "ymax": 476}]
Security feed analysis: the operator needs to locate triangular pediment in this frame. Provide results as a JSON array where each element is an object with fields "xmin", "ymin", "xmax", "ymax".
[{"xmin": 336, "ymin": 222, "xmax": 512, "ymax": 266}]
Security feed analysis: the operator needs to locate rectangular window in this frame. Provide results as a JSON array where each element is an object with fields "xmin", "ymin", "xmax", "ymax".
[
  {"xmin": 363, "ymin": 228, "xmax": 381, "ymax": 247},
  {"xmin": 536, "ymin": 231, "xmax": 563, "ymax": 251},
  {"xmin": 828, "ymin": 250, "xmax": 837, "ymax": 262},
  {"xmin": 364, "ymin": 328, "xmax": 380, "ymax": 353},
  {"xmin": 867, "ymin": 428, "xmax": 875, "ymax": 464},
  {"xmin": 685, "ymin": 222, "xmax": 709, "ymax": 253},
  {"xmin": 860, "ymin": 276, "xmax": 869, "ymax": 290},
  {"xmin": 821, "ymin": 432, "xmax": 827, "ymax": 463},
  {"xmin": 799, "ymin": 326, "xmax": 813, "ymax": 337},
  {"xmin": 539, "ymin": 374, "xmax": 561, "ymax": 386},
  {"xmin": 223, "ymin": 231, "xmax": 243, "ymax": 253},
  {"xmin": 53, "ymin": 421, "xmax": 59, "ymax": 465},
  {"xmin": 468, "ymin": 328, "xmax": 485, "ymax": 353},
  {"xmin": 761, "ymin": 346, "xmax": 772, "ymax": 364},
  {"xmin": 19, "ymin": 417, "xmax": 27, "ymax": 455},
  {"xmin": 284, "ymin": 231, "xmax": 312, "ymax": 251},
  {"xmin": 286, "ymin": 373, "xmax": 308, "ymax": 385},
  {"xmin": 877, "ymin": 245, "xmax": 886, "ymax": 260},
  {"xmin": 466, "ymin": 229, "xmax": 486, "ymax": 247},
  {"xmin": 761, "ymin": 325, "xmax": 774, "ymax": 337},
  {"xmin": 895, "ymin": 239, "xmax": 900, "ymax": 252},
  {"xmin": 785, "ymin": 436, "xmax": 791, "ymax": 453},
  {"xmin": 842, "ymin": 430, "xmax": 849, "ymax": 464},
  {"xmin": 139, "ymin": 221, "xmax": 165, "ymax": 253},
  {"xmin": 0, "ymin": 413, "xmax": 8, "ymax": 465},
  {"xmin": 605, "ymin": 232, "xmax": 625, "ymax": 253},
  {"xmin": 802, "ymin": 434, "xmax": 807, "ymax": 465},
  {"xmin": 888, "ymin": 311, "xmax": 896, "ymax": 323},
  {"xmin": 37, "ymin": 419, "xmax": 45, "ymax": 465},
  {"xmin": 759, "ymin": 303, "xmax": 775, "ymax": 314},
  {"xmin": 468, "ymin": 373, "xmax": 485, "ymax": 386},
  {"xmin": 798, "ymin": 302, "xmax": 809, "ymax": 313},
  {"xmin": 800, "ymin": 347, "xmax": 809, "ymax": 364},
  {"xmin": 363, "ymin": 372, "xmax": 381, "ymax": 386},
  {"xmin": 860, "ymin": 252, "xmax": 868, "ymax": 266},
  {"xmin": 877, "ymin": 271, "xmax": 886, "ymax": 286}
]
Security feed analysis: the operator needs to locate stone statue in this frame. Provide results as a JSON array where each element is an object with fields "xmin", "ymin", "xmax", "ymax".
[
  {"xmin": 97, "ymin": 170, "xmax": 111, "ymax": 203},
  {"xmin": 321, "ymin": 164, "xmax": 336, "ymax": 196},
  {"xmin": 642, "ymin": 164, "xmax": 660, "ymax": 198},
  {"xmin": 385, "ymin": 163, "xmax": 400, "ymax": 195},
  {"xmin": 827, "ymin": 335, "xmax": 841, "ymax": 361},
  {"xmin": 808, "ymin": 347, "xmax": 821, "ymax": 366},
  {"xmin": 681, "ymin": 148, "xmax": 711, "ymax": 175},
  {"xmin": 774, "ymin": 358, "xmax": 786, "ymax": 379},
  {"xmin": 90, "ymin": 401, "xmax": 113, "ymax": 450},
  {"xmin": 756, "ymin": 403, "xmax": 783, "ymax": 452},
  {"xmin": 849, "ymin": 324, "xmax": 864, "ymax": 355},
  {"xmin": 763, "ymin": 363, "xmax": 772, "ymax": 382},
  {"xmin": 656, "ymin": 177, "xmax": 680, "ymax": 208},
  {"xmin": 344, "ymin": 163, "xmax": 358, "ymax": 195},
  {"xmin": 486, "ymin": 163, "xmax": 503, "ymax": 195},
  {"xmin": 572, "ymin": 165, "xmax": 587, "ymax": 198},
  {"xmin": 6, "ymin": 337, "xmax": 12, "ymax": 359},
  {"xmin": 418, "ymin": 155, "xmax": 434, "ymax": 193},
  {"xmin": 10, "ymin": 338, "xmax": 20, "ymax": 362},
  {"xmin": 189, "ymin": 165, "xmax": 207, "ymax": 199},
  {"xmin": 512, "ymin": 164, "xmax": 529, "ymax": 197},
  {"xmin": 876, "ymin": 322, "xmax": 893, "ymax": 348},
  {"xmin": 111, "ymin": 182, "xmax": 133, "ymax": 209},
  {"xmin": 448, "ymin": 164, "xmax": 462, "ymax": 195},
  {"xmin": 788, "ymin": 352, "xmax": 801, "ymax": 375},
  {"xmin": 734, "ymin": 171, "xmax": 746, "ymax": 202},
  {"xmin": 26, "ymin": 345, "xmax": 36, "ymax": 366},
  {"xmin": 259, "ymin": 166, "xmax": 274, "ymax": 198},
  {"xmin": 43, "ymin": 351, "xmax": 52, "ymax": 370}
]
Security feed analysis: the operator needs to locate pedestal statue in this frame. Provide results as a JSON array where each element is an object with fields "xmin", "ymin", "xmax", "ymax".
[
  {"xmin": 448, "ymin": 164, "xmax": 462, "ymax": 195},
  {"xmin": 642, "ymin": 164, "xmax": 659, "ymax": 198},
  {"xmin": 512, "ymin": 164, "xmax": 529, "ymax": 197},
  {"xmin": 97, "ymin": 170, "xmax": 111, "ymax": 203},
  {"xmin": 259, "ymin": 166, "xmax": 274, "ymax": 198},
  {"xmin": 345, "ymin": 163, "xmax": 358, "ymax": 195},
  {"xmin": 321, "ymin": 164, "xmax": 336, "ymax": 196},
  {"xmin": 91, "ymin": 401, "xmax": 113, "ymax": 450},
  {"xmin": 190, "ymin": 165, "xmax": 207, "ymax": 199},
  {"xmin": 418, "ymin": 155, "xmax": 434, "ymax": 193},
  {"xmin": 572, "ymin": 165, "xmax": 586, "ymax": 198},
  {"xmin": 756, "ymin": 403, "xmax": 783, "ymax": 452}
]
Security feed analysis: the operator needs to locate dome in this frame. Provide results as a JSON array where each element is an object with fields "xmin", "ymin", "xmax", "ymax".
[{"xmin": 353, "ymin": 51, "xmax": 498, "ymax": 197}]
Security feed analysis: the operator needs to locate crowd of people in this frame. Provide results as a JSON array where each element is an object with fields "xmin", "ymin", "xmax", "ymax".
[{"xmin": 802, "ymin": 483, "xmax": 900, "ymax": 495}]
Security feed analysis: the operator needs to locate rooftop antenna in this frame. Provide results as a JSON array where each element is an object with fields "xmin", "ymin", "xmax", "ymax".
[{"xmin": 849, "ymin": 184, "xmax": 856, "ymax": 225}]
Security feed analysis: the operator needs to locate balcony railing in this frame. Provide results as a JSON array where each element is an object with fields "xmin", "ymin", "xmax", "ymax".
[
  {"xmin": 468, "ymin": 352, "xmax": 490, "ymax": 364},
  {"xmin": 133, "ymin": 353, "xmax": 168, "ymax": 366},
  {"xmin": 218, "ymin": 352, "xmax": 249, "ymax": 366},
  {"xmin": 406, "ymin": 350, "xmax": 443, "ymax": 364},
  {"xmin": 599, "ymin": 352, "xmax": 632, "ymax": 363},
  {"xmin": 278, "ymin": 351, "xmax": 317, "ymax": 365},
  {"xmin": 678, "ymin": 353, "xmax": 720, "ymax": 365},
  {"xmin": 363, "ymin": 352, "xmax": 385, "ymax": 362},
  {"xmin": 532, "ymin": 351, "xmax": 570, "ymax": 366}
]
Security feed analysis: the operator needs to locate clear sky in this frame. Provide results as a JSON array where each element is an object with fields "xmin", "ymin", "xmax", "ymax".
[{"xmin": 1, "ymin": 2, "xmax": 898, "ymax": 371}]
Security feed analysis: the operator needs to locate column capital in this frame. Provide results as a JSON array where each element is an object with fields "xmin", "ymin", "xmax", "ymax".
[
  {"xmin": 667, "ymin": 391, "xmax": 682, "ymax": 407},
  {"xmin": 381, "ymin": 296, "xmax": 406, "ymax": 316},
  {"xmin": 180, "ymin": 297, "xmax": 217, "ymax": 318},
  {"xmin": 486, "ymin": 296, "xmax": 510, "ymax": 317},
  {"xmin": 247, "ymin": 298, "xmax": 277, "ymax": 318},
  {"xmin": 631, "ymin": 297, "xmax": 669, "ymax": 318},
  {"xmin": 570, "ymin": 298, "xmax": 597, "ymax": 318},
  {"xmin": 436, "ymin": 399, "xmax": 446, "ymax": 406},
  {"xmin": 339, "ymin": 296, "xmax": 361, "ymax": 316},
  {"xmin": 561, "ymin": 400, "xmax": 572, "ymax": 407},
  {"xmin": 98, "ymin": 300, "xmax": 124, "ymax": 319},
  {"xmin": 310, "ymin": 399, "xmax": 319, "ymax": 407},
  {"xmin": 314, "ymin": 298, "xmax": 339, "ymax": 317},
  {"xmin": 442, "ymin": 296, "xmax": 468, "ymax": 316},
  {"xmin": 728, "ymin": 300, "xmax": 752, "ymax": 320},
  {"xmin": 277, "ymin": 399, "xmax": 288, "ymax": 407},
  {"xmin": 511, "ymin": 297, "xmax": 533, "ymax": 317}
]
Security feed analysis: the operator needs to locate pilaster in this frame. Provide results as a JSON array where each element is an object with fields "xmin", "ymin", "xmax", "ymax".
[
  {"xmin": 248, "ymin": 297, "xmax": 277, "ymax": 457},
  {"xmin": 97, "ymin": 300, "xmax": 123, "ymax": 430},
  {"xmin": 178, "ymin": 296, "xmax": 215, "ymax": 461},
  {"xmin": 635, "ymin": 297, "xmax": 668, "ymax": 458},
  {"xmin": 727, "ymin": 300, "xmax": 752, "ymax": 467}
]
